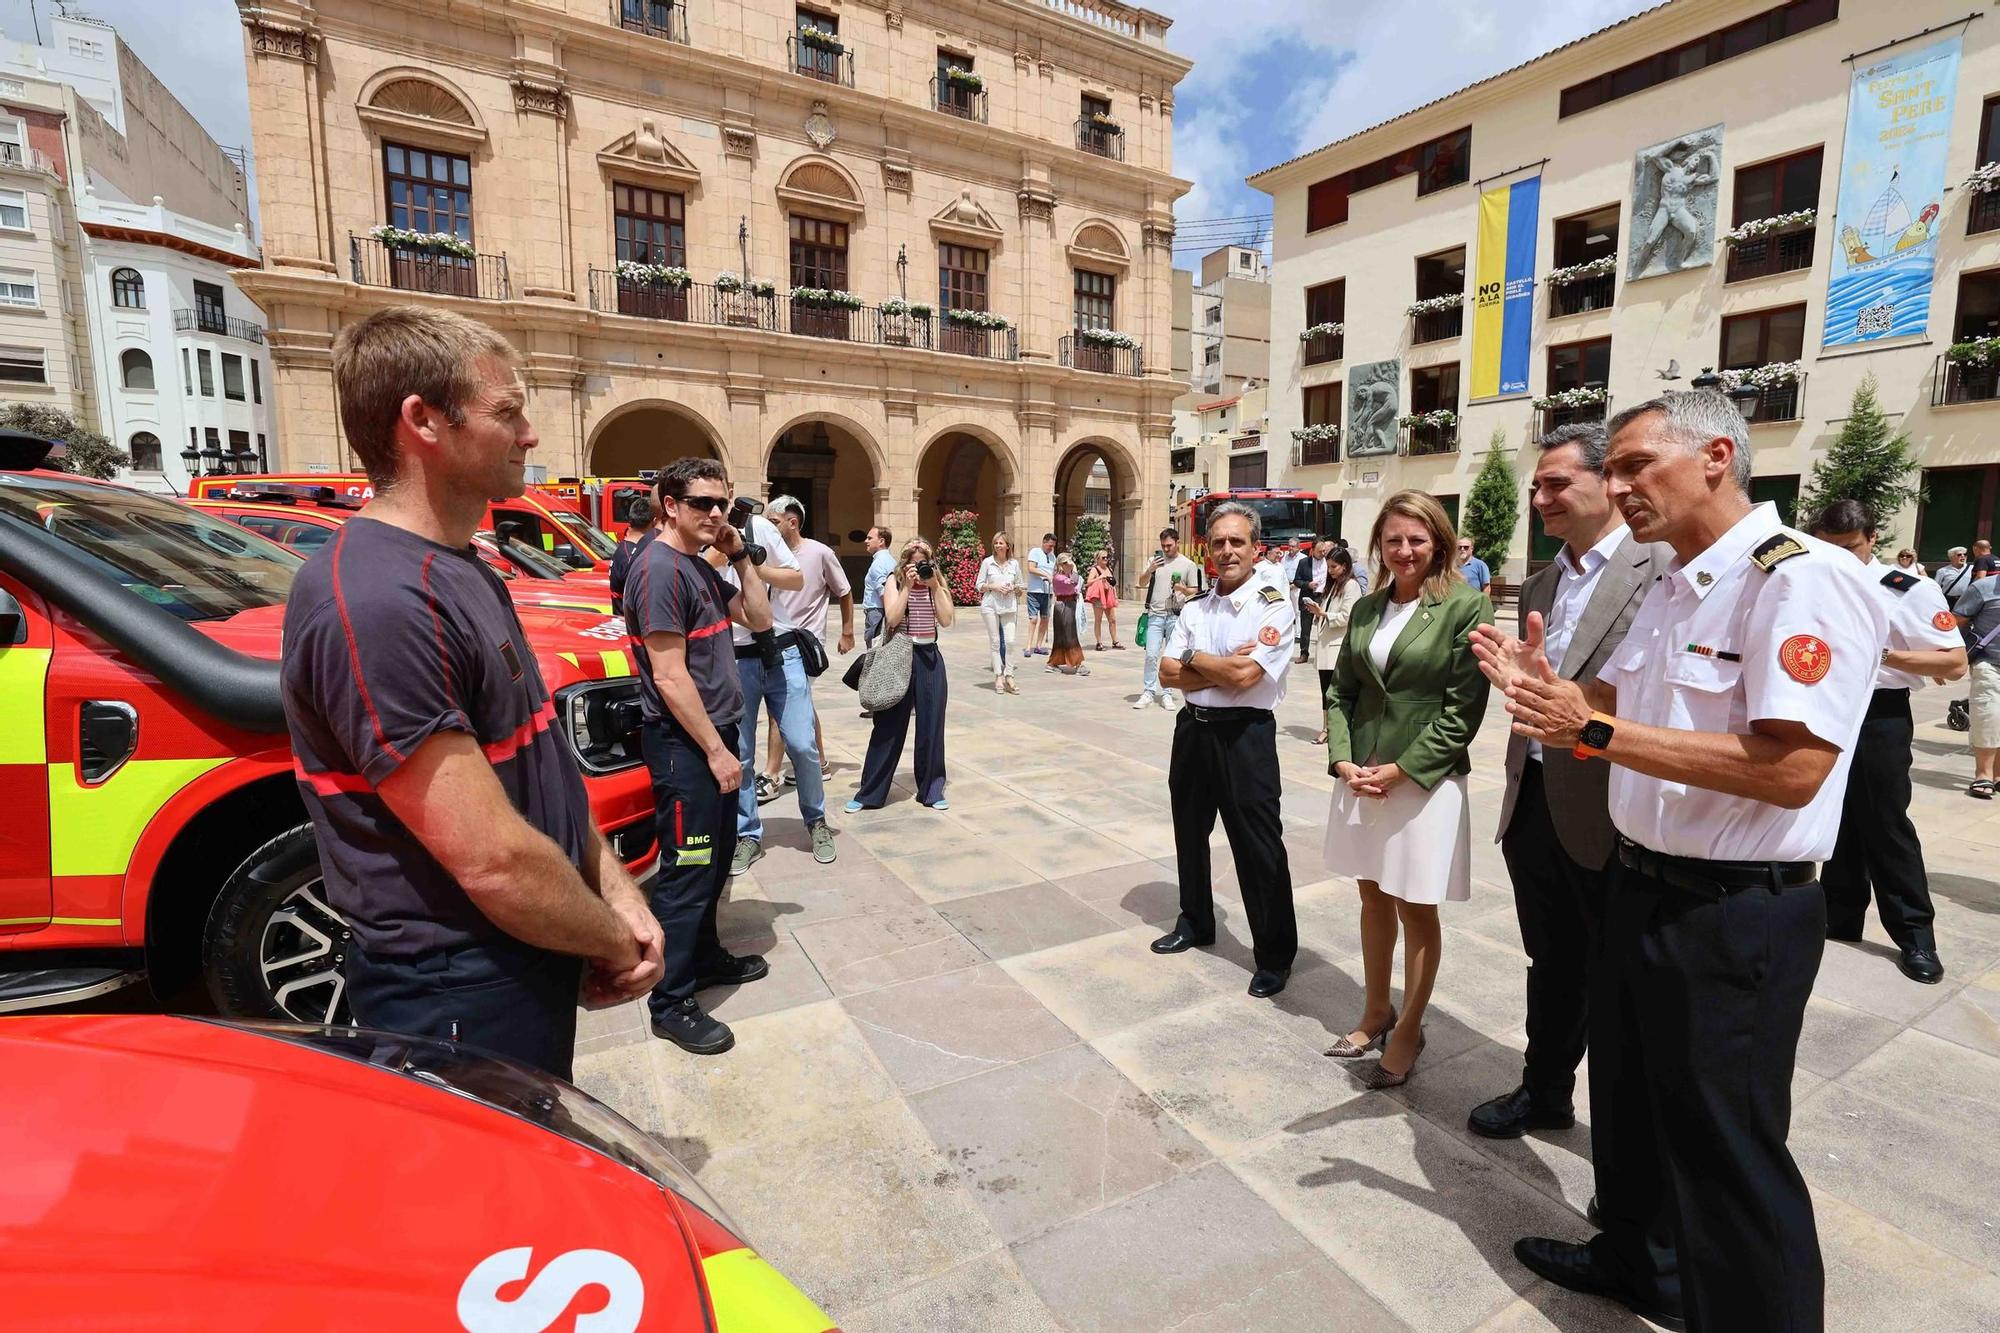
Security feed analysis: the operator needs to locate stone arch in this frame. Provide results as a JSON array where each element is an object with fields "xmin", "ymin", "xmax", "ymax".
[
  {"xmin": 585, "ymin": 399, "xmax": 723, "ymax": 477},
  {"xmin": 1053, "ymin": 435, "xmax": 1143, "ymax": 578},
  {"xmin": 764, "ymin": 406, "xmax": 888, "ymax": 485},
  {"xmin": 765, "ymin": 415, "xmax": 883, "ymax": 584},
  {"xmin": 356, "ymin": 68, "xmax": 487, "ymax": 148},
  {"xmin": 1067, "ymin": 219, "xmax": 1132, "ymax": 272},
  {"xmin": 916, "ymin": 423, "xmax": 1019, "ymax": 549},
  {"xmin": 776, "ymin": 153, "xmax": 865, "ymax": 221}
]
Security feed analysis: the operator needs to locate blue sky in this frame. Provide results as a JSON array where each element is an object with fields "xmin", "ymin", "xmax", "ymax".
[
  {"xmin": 9, "ymin": 0, "xmax": 1669, "ymax": 263},
  {"xmin": 1154, "ymin": 0, "xmax": 1668, "ymax": 261}
]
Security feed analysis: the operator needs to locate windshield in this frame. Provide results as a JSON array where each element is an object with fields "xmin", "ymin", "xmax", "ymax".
[
  {"xmin": 555, "ymin": 509, "xmax": 619, "ymax": 560},
  {"xmin": 482, "ymin": 530, "xmax": 573, "ymax": 580},
  {"xmin": 1203, "ymin": 497, "xmax": 1318, "ymax": 544},
  {"xmin": 2, "ymin": 474, "xmax": 297, "ymax": 621}
]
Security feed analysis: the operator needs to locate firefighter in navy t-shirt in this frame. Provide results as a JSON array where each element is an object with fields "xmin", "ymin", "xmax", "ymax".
[
  {"xmin": 625, "ymin": 456, "xmax": 778, "ymax": 1055},
  {"xmin": 281, "ymin": 306, "xmax": 663, "ymax": 1080}
]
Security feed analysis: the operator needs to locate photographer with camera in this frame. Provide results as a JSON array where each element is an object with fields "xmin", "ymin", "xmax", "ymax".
[{"xmin": 847, "ymin": 537, "xmax": 955, "ymax": 812}]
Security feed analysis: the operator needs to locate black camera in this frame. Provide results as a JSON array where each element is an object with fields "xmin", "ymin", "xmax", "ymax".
[
  {"xmin": 915, "ymin": 558, "xmax": 935, "ymax": 581},
  {"xmin": 728, "ymin": 496, "xmax": 766, "ymax": 567}
]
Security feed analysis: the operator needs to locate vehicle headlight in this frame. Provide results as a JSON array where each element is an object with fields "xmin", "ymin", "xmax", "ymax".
[{"xmin": 557, "ymin": 680, "xmax": 645, "ymax": 774}]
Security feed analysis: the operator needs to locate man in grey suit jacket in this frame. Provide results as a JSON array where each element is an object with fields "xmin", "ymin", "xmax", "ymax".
[{"xmin": 1469, "ymin": 423, "xmax": 1672, "ymax": 1141}]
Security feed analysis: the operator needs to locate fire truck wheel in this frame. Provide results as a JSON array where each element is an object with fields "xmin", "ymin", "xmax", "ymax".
[{"xmin": 203, "ymin": 826, "xmax": 353, "ymax": 1026}]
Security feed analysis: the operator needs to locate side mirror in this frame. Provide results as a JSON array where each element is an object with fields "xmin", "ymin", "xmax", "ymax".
[
  {"xmin": 554, "ymin": 543, "xmax": 587, "ymax": 568},
  {"xmin": 0, "ymin": 588, "xmax": 25, "ymax": 645}
]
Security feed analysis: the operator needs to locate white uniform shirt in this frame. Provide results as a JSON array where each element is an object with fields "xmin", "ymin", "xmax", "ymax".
[
  {"xmin": 718, "ymin": 513, "xmax": 800, "ymax": 643},
  {"xmin": 1598, "ymin": 503, "xmax": 1885, "ymax": 863},
  {"xmin": 1529, "ymin": 526, "xmax": 1630, "ymax": 761},
  {"xmin": 1864, "ymin": 558, "xmax": 1962, "ymax": 691},
  {"xmin": 1163, "ymin": 573, "xmax": 1296, "ymax": 710}
]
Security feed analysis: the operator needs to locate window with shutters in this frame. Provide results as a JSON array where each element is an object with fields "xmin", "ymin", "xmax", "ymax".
[
  {"xmin": 788, "ymin": 215, "xmax": 848, "ymax": 290},
  {"xmin": 614, "ymin": 184, "xmax": 685, "ymax": 266},
  {"xmin": 938, "ymin": 243, "xmax": 988, "ymax": 311}
]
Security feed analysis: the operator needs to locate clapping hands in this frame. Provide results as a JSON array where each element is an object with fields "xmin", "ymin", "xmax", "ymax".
[{"xmin": 1470, "ymin": 612, "xmax": 1592, "ymax": 746}]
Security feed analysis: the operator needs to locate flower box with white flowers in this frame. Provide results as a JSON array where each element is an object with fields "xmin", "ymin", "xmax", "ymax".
[
  {"xmin": 944, "ymin": 67, "xmax": 983, "ymax": 91},
  {"xmin": 1945, "ymin": 336, "xmax": 2000, "ymax": 367},
  {"xmin": 1405, "ymin": 293, "xmax": 1464, "ymax": 317},
  {"xmin": 1719, "ymin": 209, "xmax": 1817, "ymax": 246},
  {"xmin": 615, "ymin": 260, "xmax": 691, "ymax": 288},
  {"xmin": 369, "ymin": 225, "xmax": 474, "ymax": 259},
  {"xmin": 1719, "ymin": 360, "xmax": 1802, "ymax": 390},
  {"xmin": 1077, "ymin": 327, "xmax": 1140, "ymax": 349},
  {"xmin": 1397, "ymin": 409, "xmax": 1459, "ymax": 429},
  {"xmin": 789, "ymin": 287, "xmax": 865, "ymax": 310},
  {"xmin": 1965, "ymin": 163, "xmax": 2000, "ymax": 194},
  {"xmin": 1300, "ymin": 322, "xmax": 1345, "ymax": 341},
  {"xmin": 1530, "ymin": 386, "xmax": 1607, "ymax": 410},
  {"xmin": 796, "ymin": 23, "xmax": 842, "ymax": 53},
  {"xmin": 1543, "ymin": 256, "xmax": 1616, "ymax": 287},
  {"xmin": 943, "ymin": 308, "xmax": 1010, "ymax": 330}
]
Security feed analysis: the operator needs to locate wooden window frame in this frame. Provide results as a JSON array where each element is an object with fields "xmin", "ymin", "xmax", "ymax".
[
  {"xmin": 938, "ymin": 243, "xmax": 988, "ymax": 311},
  {"xmin": 1303, "ymin": 382, "xmax": 1341, "ymax": 428},
  {"xmin": 1547, "ymin": 337, "xmax": 1612, "ymax": 392},
  {"xmin": 787, "ymin": 214, "xmax": 849, "ymax": 290},
  {"xmin": 1731, "ymin": 146, "xmax": 1823, "ymax": 225},
  {"xmin": 1073, "ymin": 268, "xmax": 1115, "ymax": 331},
  {"xmin": 1719, "ymin": 302, "xmax": 1807, "ymax": 368},
  {"xmin": 382, "ymin": 141, "xmax": 474, "ymax": 241}
]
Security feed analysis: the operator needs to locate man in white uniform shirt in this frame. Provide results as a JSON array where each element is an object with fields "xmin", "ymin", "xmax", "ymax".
[
  {"xmin": 1807, "ymin": 499, "xmax": 1965, "ymax": 984},
  {"xmin": 1475, "ymin": 391, "xmax": 1884, "ymax": 1333},
  {"xmin": 1469, "ymin": 423, "xmax": 1671, "ymax": 1145},
  {"xmin": 1151, "ymin": 503, "xmax": 1298, "ymax": 999}
]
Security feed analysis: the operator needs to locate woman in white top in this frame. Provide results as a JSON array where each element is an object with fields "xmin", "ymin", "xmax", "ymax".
[
  {"xmin": 1304, "ymin": 548, "xmax": 1363, "ymax": 745},
  {"xmin": 977, "ymin": 533, "xmax": 1023, "ymax": 694}
]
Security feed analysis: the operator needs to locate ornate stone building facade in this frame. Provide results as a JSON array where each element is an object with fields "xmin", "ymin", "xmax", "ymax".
[{"xmin": 234, "ymin": 0, "xmax": 1188, "ymax": 580}]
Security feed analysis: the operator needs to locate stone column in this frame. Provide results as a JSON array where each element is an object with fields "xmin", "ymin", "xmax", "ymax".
[
  {"xmin": 1017, "ymin": 181, "xmax": 1056, "ymax": 362},
  {"xmin": 508, "ymin": 57, "xmax": 574, "ymax": 300},
  {"xmin": 239, "ymin": 9, "xmax": 331, "ymax": 273}
]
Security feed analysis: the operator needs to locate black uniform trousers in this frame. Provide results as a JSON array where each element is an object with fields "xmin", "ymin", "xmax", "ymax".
[
  {"xmin": 1823, "ymin": 690, "xmax": 1935, "ymax": 949},
  {"xmin": 346, "ymin": 938, "xmax": 583, "ymax": 1081},
  {"xmin": 1168, "ymin": 707, "xmax": 1297, "ymax": 972},
  {"xmin": 855, "ymin": 643, "xmax": 949, "ymax": 808},
  {"xmin": 1498, "ymin": 759, "xmax": 1604, "ymax": 1109},
  {"xmin": 1588, "ymin": 854, "xmax": 1825, "ymax": 1333},
  {"xmin": 642, "ymin": 720, "xmax": 740, "ymax": 1014}
]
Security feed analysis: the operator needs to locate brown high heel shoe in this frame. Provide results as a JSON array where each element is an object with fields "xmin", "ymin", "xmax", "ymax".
[
  {"xmin": 1361, "ymin": 1029, "xmax": 1427, "ymax": 1089},
  {"xmin": 1324, "ymin": 1007, "xmax": 1397, "ymax": 1059}
]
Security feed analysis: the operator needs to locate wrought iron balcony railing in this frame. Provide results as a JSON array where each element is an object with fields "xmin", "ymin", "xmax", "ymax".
[
  {"xmin": 1970, "ymin": 190, "xmax": 2000, "ymax": 236},
  {"xmin": 1534, "ymin": 399, "xmax": 1608, "ymax": 437},
  {"xmin": 1548, "ymin": 271, "xmax": 1615, "ymax": 317},
  {"xmin": 1725, "ymin": 225, "xmax": 1815, "ymax": 283},
  {"xmin": 1401, "ymin": 420, "xmax": 1460, "ymax": 456},
  {"xmin": 1933, "ymin": 356, "xmax": 2000, "ymax": 406},
  {"xmin": 931, "ymin": 76, "xmax": 987, "ymax": 122},
  {"xmin": 1739, "ymin": 376, "xmax": 1804, "ymax": 422},
  {"xmin": 350, "ymin": 234, "xmax": 509, "ymax": 301},
  {"xmin": 1411, "ymin": 303, "xmax": 1464, "ymax": 344},
  {"xmin": 1302, "ymin": 329, "xmax": 1344, "ymax": 366},
  {"xmin": 1291, "ymin": 429, "xmax": 1340, "ymax": 468},
  {"xmin": 789, "ymin": 35, "xmax": 854, "ymax": 86},
  {"xmin": 1075, "ymin": 118, "xmax": 1125, "ymax": 160},
  {"xmin": 173, "ymin": 309, "xmax": 265, "ymax": 343},
  {"xmin": 1059, "ymin": 332, "xmax": 1142, "ymax": 376}
]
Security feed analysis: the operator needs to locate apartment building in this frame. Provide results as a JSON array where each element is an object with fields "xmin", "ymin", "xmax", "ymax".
[
  {"xmin": 1169, "ymin": 383, "xmax": 1268, "ymax": 508},
  {"xmin": 1171, "ymin": 242, "xmax": 1270, "ymax": 396},
  {"xmin": 0, "ymin": 14, "xmax": 256, "ymax": 485},
  {"xmin": 1252, "ymin": 0, "xmax": 2000, "ymax": 573},
  {"xmin": 235, "ymin": 0, "xmax": 1190, "ymax": 582}
]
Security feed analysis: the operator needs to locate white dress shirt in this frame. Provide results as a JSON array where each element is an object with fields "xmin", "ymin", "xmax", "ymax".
[
  {"xmin": 1598, "ymin": 503, "xmax": 1885, "ymax": 863},
  {"xmin": 1528, "ymin": 525, "xmax": 1629, "ymax": 761},
  {"xmin": 1163, "ymin": 574, "xmax": 1296, "ymax": 709},
  {"xmin": 1863, "ymin": 558, "xmax": 1962, "ymax": 691}
]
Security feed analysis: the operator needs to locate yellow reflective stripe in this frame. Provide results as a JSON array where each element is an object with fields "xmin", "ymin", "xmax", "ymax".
[
  {"xmin": 0, "ymin": 647, "xmax": 51, "ymax": 762},
  {"xmin": 701, "ymin": 1248, "xmax": 834, "ymax": 1333},
  {"xmin": 48, "ymin": 758, "xmax": 228, "ymax": 877},
  {"xmin": 541, "ymin": 533, "xmax": 555, "ymax": 551},
  {"xmin": 0, "ymin": 916, "xmax": 52, "ymax": 926},
  {"xmin": 676, "ymin": 849, "xmax": 711, "ymax": 865},
  {"xmin": 598, "ymin": 649, "xmax": 631, "ymax": 678},
  {"xmin": 558, "ymin": 652, "xmax": 580, "ymax": 667},
  {"xmin": 52, "ymin": 916, "xmax": 120, "ymax": 927}
]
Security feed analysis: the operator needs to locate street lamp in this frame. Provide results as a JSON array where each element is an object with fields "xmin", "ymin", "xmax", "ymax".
[
  {"xmin": 1689, "ymin": 366, "xmax": 1762, "ymax": 420},
  {"xmin": 179, "ymin": 444, "xmax": 201, "ymax": 478},
  {"xmin": 896, "ymin": 244, "xmax": 907, "ymax": 300}
]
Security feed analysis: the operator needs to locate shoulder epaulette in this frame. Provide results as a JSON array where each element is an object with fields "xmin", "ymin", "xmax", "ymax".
[
  {"xmin": 1749, "ymin": 533, "xmax": 1807, "ymax": 572},
  {"xmin": 1880, "ymin": 570, "xmax": 1918, "ymax": 592},
  {"xmin": 1257, "ymin": 585, "xmax": 1286, "ymax": 604}
]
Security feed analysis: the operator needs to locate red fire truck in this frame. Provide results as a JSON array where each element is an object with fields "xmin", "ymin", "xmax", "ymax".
[
  {"xmin": 532, "ymin": 475, "xmax": 659, "ymax": 534},
  {"xmin": 1178, "ymin": 488, "xmax": 1329, "ymax": 574}
]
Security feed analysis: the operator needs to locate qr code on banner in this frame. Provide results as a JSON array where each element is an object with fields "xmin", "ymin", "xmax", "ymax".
[{"xmin": 1856, "ymin": 304, "xmax": 1894, "ymax": 336}]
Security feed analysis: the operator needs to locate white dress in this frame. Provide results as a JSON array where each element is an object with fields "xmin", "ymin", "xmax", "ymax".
[{"xmin": 1321, "ymin": 595, "xmax": 1473, "ymax": 904}]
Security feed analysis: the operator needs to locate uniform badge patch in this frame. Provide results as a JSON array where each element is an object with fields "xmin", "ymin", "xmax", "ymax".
[
  {"xmin": 498, "ymin": 639, "xmax": 525, "ymax": 680},
  {"xmin": 1257, "ymin": 586, "xmax": 1285, "ymax": 605},
  {"xmin": 1259, "ymin": 626, "xmax": 1281, "ymax": 646},
  {"xmin": 1934, "ymin": 609, "xmax": 1958, "ymax": 630},
  {"xmin": 1749, "ymin": 534, "xmax": 1807, "ymax": 571},
  {"xmin": 1881, "ymin": 570, "xmax": 1918, "ymax": 592},
  {"xmin": 1778, "ymin": 634, "xmax": 1832, "ymax": 684}
]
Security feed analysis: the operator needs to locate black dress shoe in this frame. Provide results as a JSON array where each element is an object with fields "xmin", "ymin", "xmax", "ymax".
[
  {"xmin": 1468, "ymin": 1085, "xmax": 1576, "ymax": 1139},
  {"xmin": 694, "ymin": 953, "xmax": 769, "ymax": 991},
  {"xmin": 650, "ymin": 997, "xmax": 735, "ymax": 1055},
  {"xmin": 1150, "ymin": 926, "xmax": 1214, "ymax": 954},
  {"xmin": 1247, "ymin": 967, "xmax": 1289, "ymax": 998},
  {"xmin": 1898, "ymin": 946, "xmax": 1945, "ymax": 984},
  {"xmin": 1512, "ymin": 1238, "xmax": 1685, "ymax": 1332}
]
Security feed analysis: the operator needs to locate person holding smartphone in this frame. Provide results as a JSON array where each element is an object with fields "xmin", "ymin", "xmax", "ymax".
[{"xmin": 848, "ymin": 537, "xmax": 956, "ymax": 811}]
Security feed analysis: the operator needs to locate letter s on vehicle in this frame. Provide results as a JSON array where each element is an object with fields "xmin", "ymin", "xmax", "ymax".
[{"xmin": 457, "ymin": 1247, "xmax": 644, "ymax": 1333}]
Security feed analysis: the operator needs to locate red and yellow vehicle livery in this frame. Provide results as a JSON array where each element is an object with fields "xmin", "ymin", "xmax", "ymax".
[
  {"xmin": 189, "ymin": 472, "xmax": 625, "ymax": 573},
  {"xmin": 0, "ymin": 440, "xmax": 654, "ymax": 1020},
  {"xmin": 532, "ymin": 475, "xmax": 658, "ymax": 534},
  {"xmin": 1178, "ymin": 487, "xmax": 1329, "ymax": 575},
  {"xmin": 0, "ymin": 1015, "xmax": 836, "ymax": 1330}
]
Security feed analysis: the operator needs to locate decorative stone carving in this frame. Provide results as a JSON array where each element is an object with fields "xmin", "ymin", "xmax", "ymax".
[
  {"xmin": 1017, "ymin": 189, "xmax": 1055, "ymax": 222},
  {"xmin": 1161, "ymin": 95, "xmax": 1174, "ymax": 115},
  {"xmin": 246, "ymin": 17, "xmax": 316, "ymax": 62},
  {"xmin": 1013, "ymin": 50, "xmax": 1033, "ymax": 72},
  {"xmin": 1142, "ymin": 222, "xmax": 1174, "ymax": 251},
  {"xmin": 804, "ymin": 101, "xmax": 836, "ymax": 151},
  {"xmin": 885, "ymin": 9, "xmax": 904, "ymax": 30},
  {"xmin": 1138, "ymin": 93, "xmax": 1154, "ymax": 112},
  {"xmin": 634, "ymin": 119, "xmax": 666, "ymax": 162},
  {"xmin": 597, "ymin": 121, "xmax": 701, "ymax": 186},
  {"xmin": 723, "ymin": 125, "xmax": 756, "ymax": 159},
  {"xmin": 1037, "ymin": 59, "xmax": 1055, "ymax": 79},
  {"xmin": 931, "ymin": 189, "xmax": 1004, "ymax": 247},
  {"xmin": 1346, "ymin": 360, "xmax": 1401, "ymax": 458},
  {"xmin": 1627, "ymin": 124, "xmax": 1723, "ymax": 281},
  {"xmin": 881, "ymin": 161, "xmax": 913, "ymax": 194},
  {"xmin": 511, "ymin": 78, "xmax": 568, "ymax": 119}
]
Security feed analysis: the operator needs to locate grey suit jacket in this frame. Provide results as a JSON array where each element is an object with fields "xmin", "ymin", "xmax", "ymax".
[{"xmin": 1495, "ymin": 532, "xmax": 1672, "ymax": 869}]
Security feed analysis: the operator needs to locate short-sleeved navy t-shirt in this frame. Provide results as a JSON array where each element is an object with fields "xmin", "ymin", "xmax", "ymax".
[
  {"xmin": 281, "ymin": 517, "xmax": 595, "ymax": 958},
  {"xmin": 626, "ymin": 537, "xmax": 743, "ymax": 729}
]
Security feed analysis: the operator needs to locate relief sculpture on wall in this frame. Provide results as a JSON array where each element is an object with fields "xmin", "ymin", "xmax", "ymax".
[
  {"xmin": 1346, "ymin": 360, "xmax": 1400, "ymax": 458},
  {"xmin": 1627, "ymin": 124, "xmax": 1722, "ymax": 280}
]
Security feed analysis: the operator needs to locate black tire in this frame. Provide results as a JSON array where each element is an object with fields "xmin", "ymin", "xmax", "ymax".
[{"xmin": 202, "ymin": 825, "xmax": 353, "ymax": 1024}]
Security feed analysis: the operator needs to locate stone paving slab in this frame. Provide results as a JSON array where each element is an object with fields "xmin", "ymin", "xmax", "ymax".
[{"xmin": 566, "ymin": 620, "xmax": 2000, "ymax": 1331}]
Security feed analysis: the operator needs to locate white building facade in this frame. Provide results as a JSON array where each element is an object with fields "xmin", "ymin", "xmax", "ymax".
[{"xmin": 78, "ymin": 195, "xmax": 273, "ymax": 493}]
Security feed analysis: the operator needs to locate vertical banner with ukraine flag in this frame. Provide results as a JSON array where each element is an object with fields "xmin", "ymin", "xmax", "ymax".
[
  {"xmin": 1471, "ymin": 174, "xmax": 1541, "ymax": 400},
  {"xmin": 1824, "ymin": 37, "xmax": 1960, "ymax": 348}
]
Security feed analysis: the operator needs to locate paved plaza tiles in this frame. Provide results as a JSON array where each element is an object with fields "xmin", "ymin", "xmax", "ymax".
[{"xmin": 571, "ymin": 617, "xmax": 2000, "ymax": 1332}]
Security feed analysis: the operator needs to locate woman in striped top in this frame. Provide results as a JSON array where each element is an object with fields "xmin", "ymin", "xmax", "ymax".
[{"xmin": 848, "ymin": 536, "xmax": 955, "ymax": 812}]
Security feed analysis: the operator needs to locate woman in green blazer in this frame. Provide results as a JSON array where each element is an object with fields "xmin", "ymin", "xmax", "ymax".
[{"xmin": 1321, "ymin": 490, "xmax": 1494, "ymax": 1088}]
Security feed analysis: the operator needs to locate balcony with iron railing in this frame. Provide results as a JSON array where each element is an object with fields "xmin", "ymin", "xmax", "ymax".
[
  {"xmin": 1725, "ymin": 222, "xmax": 1816, "ymax": 283},
  {"xmin": 931, "ymin": 75, "xmax": 988, "ymax": 123},
  {"xmin": 1933, "ymin": 353, "xmax": 2000, "ymax": 406},
  {"xmin": 585, "ymin": 270, "xmax": 1021, "ymax": 361},
  {"xmin": 789, "ymin": 34, "xmax": 854, "ymax": 87},
  {"xmin": 1075, "ymin": 118, "xmax": 1125, "ymax": 160},
  {"xmin": 1290, "ymin": 426, "xmax": 1341, "ymax": 468},
  {"xmin": 1400, "ymin": 417, "xmax": 1460, "ymax": 456},
  {"xmin": 612, "ymin": 0, "xmax": 686, "ymax": 43},
  {"xmin": 1534, "ymin": 395, "xmax": 1608, "ymax": 438},
  {"xmin": 1723, "ymin": 372, "xmax": 1804, "ymax": 423},
  {"xmin": 1971, "ymin": 188, "xmax": 2000, "ymax": 236},
  {"xmin": 1302, "ymin": 327, "xmax": 1344, "ymax": 366},
  {"xmin": 1547, "ymin": 265, "xmax": 1615, "ymax": 318},
  {"xmin": 351, "ymin": 233, "xmax": 509, "ymax": 300},
  {"xmin": 173, "ymin": 309, "xmax": 265, "ymax": 343},
  {"xmin": 1059, "ymin": 332, "xmax": 1142, "ymax": 376},
  {"xmin": 1410, "ymin": 300, "xmax": 1464, "ymax": 345}
]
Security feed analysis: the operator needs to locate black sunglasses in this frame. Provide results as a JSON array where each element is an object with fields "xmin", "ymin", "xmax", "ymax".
[{"xmin": 670, "ymin": 494, "xmax": 729, "ymax": 513}]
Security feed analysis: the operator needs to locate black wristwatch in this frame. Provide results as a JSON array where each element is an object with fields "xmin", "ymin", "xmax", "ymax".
[
  {"xmin": 1573, "ymin": 712, "xmax": 1616, "ymax": 760},
  {"xmin": 1179, "ymin": 646, "xmax": 1197, "ymax": 669}
]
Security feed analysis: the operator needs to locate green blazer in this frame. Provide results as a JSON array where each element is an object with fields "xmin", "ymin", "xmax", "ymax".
[{"xmin": 1325, "ymin": 579, "xmax": 1495, "ymax": 790}]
